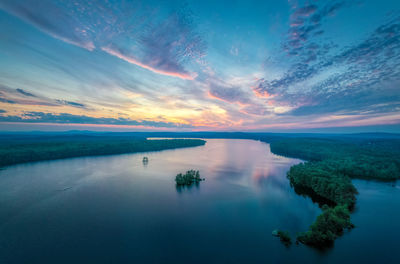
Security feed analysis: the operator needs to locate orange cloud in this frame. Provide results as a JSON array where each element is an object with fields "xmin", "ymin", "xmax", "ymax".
[{"xmin": 252, "ymin": 87, "xmax": 272, "ymax": 98}]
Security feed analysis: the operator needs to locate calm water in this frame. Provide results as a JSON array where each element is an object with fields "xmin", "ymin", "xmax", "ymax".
[{"xmin": 0, "ymin": 139, "xmax": 398, "ymax": 264}]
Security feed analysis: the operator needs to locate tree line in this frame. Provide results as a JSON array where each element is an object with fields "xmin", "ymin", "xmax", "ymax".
[
  {"xmin": 0, "ymin": 137, "xmax": 206, "ymax": 167},
  {"xmin": 268, "ymin": 137, "xmax": 400, "ymax": 247}
]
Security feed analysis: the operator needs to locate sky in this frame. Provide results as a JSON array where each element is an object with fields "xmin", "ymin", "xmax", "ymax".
[{"xmin": 0, "ymin": 0, "xmax": 399, "ymax": 132}]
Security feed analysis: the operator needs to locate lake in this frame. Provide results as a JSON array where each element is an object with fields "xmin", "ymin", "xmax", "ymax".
[{"xmin": 0, "ymin": 139, "xmax": 398, "ymax": 263}]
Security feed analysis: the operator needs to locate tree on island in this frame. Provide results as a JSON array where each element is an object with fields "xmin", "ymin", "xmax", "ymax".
[
  {"xmin": 272, "ymin": 229, "xmax": 292, "ymax": 247},
  {"xmin": 175, "ymin": 170, "xmax": 203, "ymax": 186}
]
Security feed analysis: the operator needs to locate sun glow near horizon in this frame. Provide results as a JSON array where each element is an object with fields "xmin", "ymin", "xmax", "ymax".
[{"xmin": 0, "ymin": 0, "xmax": 399, "ymax": 132}]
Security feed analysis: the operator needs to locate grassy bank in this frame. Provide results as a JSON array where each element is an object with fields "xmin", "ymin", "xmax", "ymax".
[
  {"xmin": 269, "ymin": 137, "xmax": 400, "ymax": 247},
  {"xmin": 0, "ymin": 136, "xmax": 206, "ymax": 167}
]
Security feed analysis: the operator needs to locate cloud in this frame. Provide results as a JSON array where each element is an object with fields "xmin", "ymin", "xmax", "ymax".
[
  {"xmin": 102, "ymin": 46, "xmax": 196, "ymax": 80},
  {"xmin": 239, "ymin": 104, "xmax": 270, "ymax": 116},
  {"xmin": 206, "ymin": 79, "xmax": 272, "ymax": 117},
  {"xmin": 256, "ymin": 13, "xmax": 400, "ymax": 117},
  {"xmin": 208, "ymin": 82, "xmax": 250, "ymax": 104},
  {"xmin": 0, "ymin": 98, "xmax": 16, "ymax": 104},
  {"xmin": 0, "ymin": 95, "xmax": 59, "ymax": 106},
  {"xmin": 283, "ymin": 1, "xmax": 346, "ymax": 60},
  {"xmin": 1, "ymin": 0, "xmax": 398, "ymax": 131},
  {"xmin": 0, "ymin": 112, "xmax": 192, "ymax": 128},
  {"xmin": 136, "ymin": 11, "xmax": 205, "ymax": 79},
  {"xmin": 291, "ymin": 5, "xmax": 318, "ymax": 19},
  {"xmin": 1, "ymin": 85, "xmax": 88, "ymax": 108},
  {"xmin": 56, "ymin": 100, "xmax": 87, "ymax": 109},
  {"xmin": 0, "ymin": 0, "xmax": 95, "ymax": 50},
  {"xmin": 16, "ymin": 88, "xmax": 36, "ymax": 97},
  {"xmin": 0, "ymin": 0, "xmax": 205, "ymax": 79},
  {"xmin": 0, "ymin": 90, "xmax": 15, "ymax": 104},
  {"xmin": 230, "ymin": 46, "xmax": 239, "ymax": 56}
]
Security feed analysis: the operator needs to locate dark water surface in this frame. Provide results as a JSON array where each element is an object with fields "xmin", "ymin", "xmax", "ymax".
[{"xmin": 0, "ymin": 139, "xmax": 398, "ymax": 263}]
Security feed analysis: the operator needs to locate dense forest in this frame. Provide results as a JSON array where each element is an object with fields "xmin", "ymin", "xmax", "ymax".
[
  {"xmin": 270, "ymin": 138, "xmax": 400, "ymax": 180},
  {"xmin": 0, "ymin": 136, "xmax": 206, "ymax": 167},
  {"xmin": 297, "ymin": 205, "xmax": 354, "ymax": 246},
  {"xmin": 1, "ymin": 131, "xmax": 399, "ymax": 247},
  {"xmin": 269, "ymin": 137, "xmax": 400, "ymax": 247}
]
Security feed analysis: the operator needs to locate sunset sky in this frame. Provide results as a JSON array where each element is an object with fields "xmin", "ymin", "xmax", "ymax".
[{"xmin": 0, "ymin": 0, "xmax": 399, "ymax": 132}]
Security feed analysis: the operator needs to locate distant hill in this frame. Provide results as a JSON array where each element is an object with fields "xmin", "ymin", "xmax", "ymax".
[{"xmin": 1, "ymin": 131, "xmax": 399, "ymax": 143}]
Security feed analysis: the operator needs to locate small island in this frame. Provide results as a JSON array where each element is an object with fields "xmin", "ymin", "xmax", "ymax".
[
  {"xmin": 272, "ymin": 230, "xmax": 292, "ymax": 247},
  {"xmin": 175, "ymin": 170, "xmax": 204, "ymax": 186}
]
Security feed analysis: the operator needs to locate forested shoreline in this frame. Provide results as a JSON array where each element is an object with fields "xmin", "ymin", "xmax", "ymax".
[
  {"xmin": 2, "ymin": 131, "xmax": 399, "ymax": 248},
  {"xmin": 269, "ymin": 137, "xmax": 400, "ymax": 247},
  {"xmin": 0, "ymin": 137, "xmax": 206, "ymax": 167}
]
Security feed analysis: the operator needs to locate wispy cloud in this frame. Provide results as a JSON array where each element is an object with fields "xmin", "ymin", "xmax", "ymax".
[
  {"xmin": 206, "ymin": 77, "xmax": 272, "ymax": 117},
  {"xmin": 207, "ymin": 82, "xmax": 250, "ymax": 105},
  {"xmin": 0, "ymin": 111, "xmax": 192, "ymax": 128},
  {"xmin": 56, "ymin": 100, "xmax": 87, "ymax": 109},
  {"xmin": 102, "ymin": 47, "xmax": 196, "ymax": 80},
  {"xmin": 0, "ymin": 0, "xmax": 205, "ymax": 80},
  {"xmin": 0, "ymin": 0, "xmax": 399, "ymax": 131},
  {"xmin": 16, "ymin": 88, "xmax": 36, "ymax": 97},
  {"xmin": 0, "ymin": 85, "xmax": 88, "ymax": 108},
  {"xmin": 0, "ymin": 0, "xmax": 95, "ymax": 50},
  {"xmin": 0, "ymin": 98, "xmax": 15, "ymax": 104}
]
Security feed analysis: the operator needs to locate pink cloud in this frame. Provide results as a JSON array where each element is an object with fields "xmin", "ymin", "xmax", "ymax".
[{"xmin": 102, "ymin": 47, "xmax": 196, "ymax": 80}]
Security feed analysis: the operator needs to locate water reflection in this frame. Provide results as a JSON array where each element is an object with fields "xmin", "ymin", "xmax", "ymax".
[
  {"xmin": 0, "ymin": 139, "xmax": 323, "ymax": 264},
  {"xmin": 142, "ymin": 156, "xmax": 149, "ymax": 166},
  {"xmin": 175, "ymin": 181, "xmax": 201, "ymax": 194}
]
